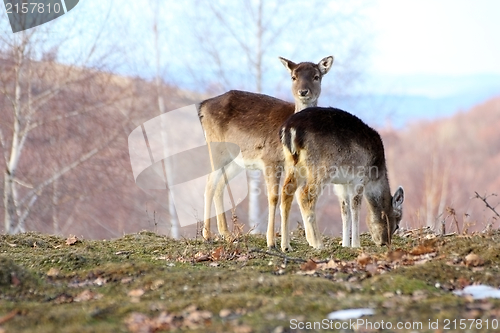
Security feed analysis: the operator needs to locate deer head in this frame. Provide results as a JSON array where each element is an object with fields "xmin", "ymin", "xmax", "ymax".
[{"xmin": 279, "ymin": 56, "xmax": 334, "ymax": 112}]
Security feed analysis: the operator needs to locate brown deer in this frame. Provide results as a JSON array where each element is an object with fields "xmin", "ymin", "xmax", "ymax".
[
  {"xmin": 279, "ymin": 107, "xmax": 404, "ymax": 251},
  {"xmin": 198, "ymin": 56, "xmax": 334, "ymax": 247}
]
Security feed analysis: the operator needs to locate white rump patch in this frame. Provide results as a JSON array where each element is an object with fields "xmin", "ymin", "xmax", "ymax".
[{"xmin": 289, "ymin": 127, "xmax": 297, "ymax": 155}]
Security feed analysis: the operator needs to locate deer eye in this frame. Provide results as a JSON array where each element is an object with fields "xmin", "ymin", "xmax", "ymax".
[
  {"xmin": 314, "ymin": 75, "xmax": 320, "ymax": 81},
  {"xmin": 291, "ymin": 76, "xmax": 297, "ymax": 81}
]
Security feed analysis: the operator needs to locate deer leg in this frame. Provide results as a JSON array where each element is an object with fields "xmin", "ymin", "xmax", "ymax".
[
  {"xmin": 264, "ymin": 166, "xmax": 282, "ymax": 249},
  {"xmin": 335, "ymin": 184, "xmax": 352, "ymax": 247},
  {"xmin": 213, "ymin": 176, "xmax": 230, "ymax": 240},
  {"xmin": 280, "ymin": 170, "xmax": 297, "ymax": 252},
  {"xmin": 213, "ymin": 162, "xmax": 242, "ymax": 240},
  {"xmin": 203, "ymin": 172, "xmax": 219, "ymax": 241},
  {"xmin": 350, "ymin": 185, "xmax": 364, "ymax": 247},
  {"xmin": 297, "ymin": 182, "xmax": 323, "ymax": 250}
]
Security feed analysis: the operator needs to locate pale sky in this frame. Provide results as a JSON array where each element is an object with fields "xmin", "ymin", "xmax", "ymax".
[
  {"xmin": 2, "ymin": 0, "xmax": 499, "ymax": 120},
  {"xmin": 367, "ymin": 0, "xmax": 500, "ymax": 76}
]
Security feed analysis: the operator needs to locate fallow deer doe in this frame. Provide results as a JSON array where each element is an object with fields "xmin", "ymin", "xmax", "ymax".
[
  {"xmin": 279, "ymin": 107, "xmax": 404, "ymax": 251},
  {"xmin": 198, "ymin": 56, "xmax": 334, "ymax": 247}
]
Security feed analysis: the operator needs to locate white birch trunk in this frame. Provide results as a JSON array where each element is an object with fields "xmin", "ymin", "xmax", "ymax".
[{"xmin": 153, "ymin": 3, "xmax": 179, "ymax": 239}]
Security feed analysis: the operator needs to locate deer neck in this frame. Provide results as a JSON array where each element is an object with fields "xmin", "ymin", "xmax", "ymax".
[{"xmin": 294, "ymin": 99, "xmax": 317, "ymax": 113}]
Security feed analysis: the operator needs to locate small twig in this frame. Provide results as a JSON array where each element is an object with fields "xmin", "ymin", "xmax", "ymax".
[
  {"xmin": 443, "ymin": 207, "xmax": 461, "ymax": 234},
  {"xmin": 0, "ymin": 309, "xmax": 20, "ymax": 325},
  {"xmin": 474, "ymin": 192, "xmax": 500, "ymax": 219},
  {"xmin": 249, "ymin": 248, "xmax": 329, "ymax": 264}
]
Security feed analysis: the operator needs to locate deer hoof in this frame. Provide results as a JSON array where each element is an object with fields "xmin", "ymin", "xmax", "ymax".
[
  {"xmin": 313, "ymin": 243, "xmax": 324, "ymax": 250},
  {"xmin": 202, "ymin": 231, "xmax": 212, "ymax": 242},
  {"xmin": 221, "ymin": 232, "xmax": 233, "ymax": 242}
]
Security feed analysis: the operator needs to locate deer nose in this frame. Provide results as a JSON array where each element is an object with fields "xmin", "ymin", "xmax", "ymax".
[{"xmin": 299, "ymin": 89, "xmax": 309, "ymax": 97}]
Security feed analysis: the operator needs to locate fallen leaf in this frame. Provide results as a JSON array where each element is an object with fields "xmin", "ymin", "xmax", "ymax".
[
  {"xmin": 74, "ymin": 289, "xmax": 102, "ymax": 302},
  {"xmin": 457, "ymin": 277, "xmax": 470, "ymax": 288},
  {"xmin": 154, "ymin": 311, "xmax": 176, "ymax": 330},
  {"xmin": 47, "ymin": 267, "xmax": 60, "ymax": 277},
  {"xmin": 219, "ymin": 309, "xmax": 232, "ymax": 318},
  {"xmin": 182, "ymin": 306, "xmax": 212, "ymax": 329},
  {"xmin": 65, "ymin": 235, "xmax": 78, "ymax": 246},
  {"xmin": 365, "ymin": 263, "xmax": 378, "ymax": 274},
  {"xmin": 386, "ymin": 248, "xmax": 407, "ymax": 261},
  {"xmin": 10, "ymin": 272, "xmax": 20, "ymax": 286},
  {"xmin": 326, "ymin": 259, "xmax": 339, "ymax": 269},
  {"xmin": 382, "ymin": 299, "xmax": 397, "ymax": 308},
  {"xmin": 53, "ymin": 293, "xmax": 73, "ymax": 304},
  {"xmin": 465, "ymin": 253, "xmax": 484, "ymax": 267},
  {"xmin": 150, "ymin": 279, "xmax": 164, "ymax": 290},
  {"xmin": 300, "ymin": 259, "xmax": 317, "ymax": 271},
  {"xmin": 211, "ymin": 246, "xmax": 224, "ymax": 261},
  {"xmin": 185, "ymin": 309, "xmax": 212, "ymax": 322},
  {"xmin": 121, "ymin": 277, "xmax": 133, "ymax": 284},
  {"xmin": 357, "ymin": 253, "xmax": 372, "ymax": 266},
  {"xmin": 93, "ymin": 277, "xmax": 107, "ymax": 286},
  {"xmin": 128, "ymin": 289, "xmax": 145, "ymax": 298},
  {"xmin": 125, "ymin": 311, "xmax": 177, "ymax": 333},
  {"xmin": 194, "ymin": 252, "xmax": 210, "ymax": 262},
  {"xmin": 412, "ymin": 290, "xmax": 428, "ymax": 302},
  {"xmin": 409, "ymin": 244, "xmax": 435, "ymax": 255},
  {"xmin": 413, "ymin": 258, "xmax": 430, "ymax": 265},
  {"xmin": 124, "ymin": 312, "xmax": 154, "ymax": 333}
]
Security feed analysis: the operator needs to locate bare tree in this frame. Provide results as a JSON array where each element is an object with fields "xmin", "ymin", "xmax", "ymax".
[
  {"xmin": 149, "ymin": 0, "xmax": 180, "ymax": 238},
  {"xmin": 181, "ymin": 0, "xmax": 371, "ymax": 233},
  {"xmin": 0, "ymin": 13, "xmax": 134, "ymax": 234}
]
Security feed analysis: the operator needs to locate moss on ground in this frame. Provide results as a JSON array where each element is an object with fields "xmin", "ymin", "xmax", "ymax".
[{"xmin": 1, "ymin": 230, "xmax": 500, "ymax": 332}]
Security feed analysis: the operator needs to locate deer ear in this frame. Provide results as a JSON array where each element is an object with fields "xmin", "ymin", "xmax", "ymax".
[
  {"xmin": 279, "ymin": 56, "xmax": 297, "ymax": 74},
  {"xmin": 318, "ymin": 56, "xmax": 334, "ymax": 75},
  {"xmin": 392, "ymin": 186, "xmax": 405, "ymax": 209}
]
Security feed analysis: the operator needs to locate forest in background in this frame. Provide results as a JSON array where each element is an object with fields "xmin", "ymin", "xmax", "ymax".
[{"xmin": 1, "ymin": 56, "xmax": 499, "ymax": 239}]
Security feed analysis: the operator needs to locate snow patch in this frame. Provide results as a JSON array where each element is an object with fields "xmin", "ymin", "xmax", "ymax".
[
  {"xmin": 327, "ymin": 308, "xmax": 375, "ymax": 320},
  {"xmin": 453, "ymin": 285, "xmax": 500, "ymax": 299}
]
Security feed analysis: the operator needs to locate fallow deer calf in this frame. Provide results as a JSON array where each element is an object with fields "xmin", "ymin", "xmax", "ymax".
[
  {"xmin": 198, "ymin": 56, "xmax": 334, "ymax": 247},
  {"xmin": 279, "ymin": 107, "xmax": 404, "ymax": 251}
]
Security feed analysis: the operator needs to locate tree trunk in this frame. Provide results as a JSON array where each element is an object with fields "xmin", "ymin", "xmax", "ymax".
[
  {"xmin": 3, "ymin": 171, "xmax": 17, "ymax": 234},
  {"xmin": 248, "ymin": 0, "xmax": 265, "ymax": 234},
  {"xmin": 153, "ymin": 3, "xmax": 179, "ymax": 239}
]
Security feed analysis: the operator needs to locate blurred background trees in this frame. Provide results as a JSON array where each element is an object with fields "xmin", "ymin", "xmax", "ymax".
[{"xmin": 0, "ymin": 0, "xmax": 499, "ymax": 238}]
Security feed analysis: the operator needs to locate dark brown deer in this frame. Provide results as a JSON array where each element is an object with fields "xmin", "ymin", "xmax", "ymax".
[
  {"xmin": 199, "ymin": 56, "xmax": 334, "ymax": 247},
  {"xmin": 279, "ymin": 107, "xmax": 404, "ymax": 251}
]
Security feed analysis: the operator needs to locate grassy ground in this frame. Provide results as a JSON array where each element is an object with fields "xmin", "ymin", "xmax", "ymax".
[{"xmin": 1, "ymin": 228, "xmax": 500, "ymax": 332}]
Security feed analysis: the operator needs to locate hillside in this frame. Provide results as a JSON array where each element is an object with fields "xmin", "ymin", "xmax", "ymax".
[
  {"xmin": 1, "ymin": 55, "xmax": 499, "ymax": 240},
  {"xmin": 383, "ymin": 96, "xmax": 500, "ymax": 232},
  {"xmin": 1, "ymin": 230, "xmax": 500, "ymax": 332},
  {"xmin": 0, "ymin": 57, "xmax": 204, "ymax": 239}
]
